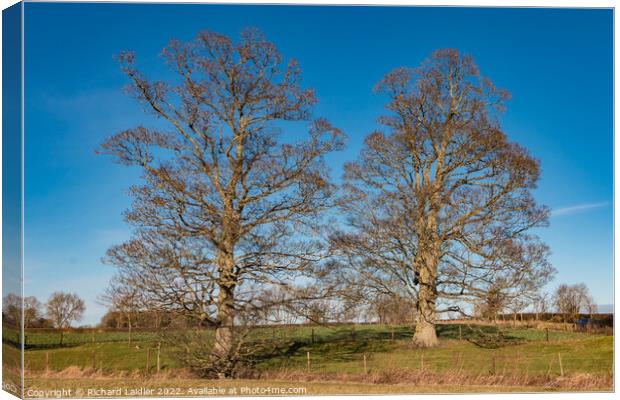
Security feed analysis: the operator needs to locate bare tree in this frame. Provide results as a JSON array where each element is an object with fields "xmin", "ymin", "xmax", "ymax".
[
  {"xmin": 474, "ymin": 278, "xmax": 508, "ymax": 323},
  {"xmin": 331, "ymin": 49, "xmax": 553, "ymax": 347},
  {"xmin": 474, "ymin": 267, "xmax": 551, "ymax": 325},
  {"xmin": 23, "ymin": 296, "xmax": 42, "ymax": 329},
  {"xmin": 45, "ymin": 292, "xmax": 85, "ymax": 345},
  {"xmin": 253, "ymin": 283, "xmax": 343, "ymax": 325},
  {"xmin": 553, "ymin": 283, "xmax": 595, "ymax": 322},
  {"xmin": 532, "ymin": 291, "xmax": 551, "ymax": 321},
  {"xmin": 98, "ymin": 28, "xmax": 344, "ymax": 376},
  {"xmin": 3, "ymin": 294, "xmax": 43, "ymax": 329},
  {"xmin": 371, "ymin": 293, "xmax": 416, "ymax": 325},
  {"xmin": 584, "ymin": 297, "xmax": 598, "ymax": 318},
  {"xmin": 99, "ymin": 276, "xmax": 148, "ymax": 345}
]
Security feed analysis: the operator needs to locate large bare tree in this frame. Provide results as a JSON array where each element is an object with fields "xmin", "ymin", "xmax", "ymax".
[
  {"xmin": 98, "ymin": 28, "xmax": 344, "ymax": 375},
  {"xmin": 331, "ymin": 49, "xmax": 553, "ymax": 347}
]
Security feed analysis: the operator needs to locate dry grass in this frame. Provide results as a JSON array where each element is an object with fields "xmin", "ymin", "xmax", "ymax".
[
  {"xmin": 22, "ymin": 377, "xmax": 550, "ymax": 396},
  {"xmin": 23, "ymin": 364, "xmax": 613, "ymax": 392},
  {"xmin": 263, "ymin": 366, "xmax": 613, "ymax": 391},
  {"xmin": 25, "ymin": 365, "xmax": 196, "ymax": 380}
]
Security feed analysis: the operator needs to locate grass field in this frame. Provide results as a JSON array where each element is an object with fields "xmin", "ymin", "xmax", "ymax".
[{"xmin": 2, "ymin": 323, "xmax": 614, "ymax": 396}]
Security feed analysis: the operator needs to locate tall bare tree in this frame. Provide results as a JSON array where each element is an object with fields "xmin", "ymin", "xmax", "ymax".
[
  {"xmin": 99, "ymin": 28, "xmax": 344, "ymax": 375},
  {"xmin": 45, "ymin": 292, "xmax": 85, "ymax": 345},
  {"xmin": 331, "ymin": 49, "xmax": 553, "ymax": 347}
]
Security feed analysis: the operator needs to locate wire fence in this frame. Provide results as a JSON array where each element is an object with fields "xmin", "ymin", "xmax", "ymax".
[
  {"xmin": 18, "ymin": 342, "xmax": 612, "ymax": 379},
  {"xmin": 5, "ymin": 323, "xmax": 611, "ymax": 380}
]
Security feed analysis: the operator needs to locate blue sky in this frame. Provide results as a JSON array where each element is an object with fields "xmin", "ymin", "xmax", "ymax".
[{"xmin": 21, "ymin": 4, "xmax": 612, "ymax": 325}]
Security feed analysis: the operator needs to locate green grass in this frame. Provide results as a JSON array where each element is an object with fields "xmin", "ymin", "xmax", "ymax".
[
  {"xmin": 19, "ymin": 330, "xmax": 158, "ymax": 348},
  {"xmin": 15, "ymin": 323, "xmax": 612, "ymax": 379},
  {"xmin": 5, "ymin": 323, "xmax": 612, "ymax": 395},
  {"xmin": 254, "ymin": 324, "xmax": 612, "ymax": 377},
  {"xmin": 23, "ymin": 342, "xmax": 177, "ymax": 373}
]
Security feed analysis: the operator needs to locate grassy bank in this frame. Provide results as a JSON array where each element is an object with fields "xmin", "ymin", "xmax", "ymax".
[{"xmin": 4, "ymin": 323, "xmax": 613, "ymax": 395}]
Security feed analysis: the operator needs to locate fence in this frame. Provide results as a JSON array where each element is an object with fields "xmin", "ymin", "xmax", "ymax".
[
  {"xmin": 3, "ymin": 327, "xmax": 163, "ymax": 349},
  {"xmin": 11, "ymin": 322, "xmax": 611, "ymax": 379},
  {"xmin": 25, "ymin": 342, "xmax": 612, "ymax": 381}
]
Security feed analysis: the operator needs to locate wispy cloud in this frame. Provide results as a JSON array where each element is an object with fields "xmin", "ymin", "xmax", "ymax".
[{"xmin": 551, "ymin": 201, "xmax": 609, "ymax": 217}]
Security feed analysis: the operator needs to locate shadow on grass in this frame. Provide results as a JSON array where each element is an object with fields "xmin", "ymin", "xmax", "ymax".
[
  {"xmin": 252, "ymin": 326, "xmax": 409, "ymax": 365},
  {"xmin": 255, "ymin": 323, "xmax": 531, "ymax": 365},
  {"xmin": 437, "ymin": 324, "xmax": 526, "ymax": 348},
  {"xmin": 2, "ymin": 338, "xmax": 85, "ymax": 350}
]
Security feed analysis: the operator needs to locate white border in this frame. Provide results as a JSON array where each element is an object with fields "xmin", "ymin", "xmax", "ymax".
[{"xmin": 0, "ymin": 1, "xmax": 616, "ymax": 400}]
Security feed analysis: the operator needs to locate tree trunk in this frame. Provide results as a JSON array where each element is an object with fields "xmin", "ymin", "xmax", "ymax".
[
  {"xmin": 213, "ymin": 248, "xmax": 237, "ymax": 377},
  {"xmin": 413, "ymin": 264, "xmax": 438, "ymax": 347},
  {"xmin": 213, "ymin": 285, "xmax": 235, "ymax": 376},
  {"xmin": 127, "ymin": 314, "xmax": 132, "ymax": 346}
]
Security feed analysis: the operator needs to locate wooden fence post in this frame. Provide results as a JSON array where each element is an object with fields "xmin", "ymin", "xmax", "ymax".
[
  {"xmin": 363, "ymin": 354, "xmax": 368, "ymax": 375},
  {"xmin": 558, "ymin": 353, "xmax": 564, "ymax": 376},
  {"xmin": 45, "ymin": 351, "xmax": 49, "ymax": 374},
  {"xmin": 306, "ymin": 351, "xmax": 311, "ymax": 370},
  {"xmin": 146, "ymin": 348, "xmax": 151, "ymax": 374},
  {"xmin": 546, "ymin": 360, "xmax": 553, "ymax": 376},
  {"xmin": 459, "ymin": 325, "xmax": 462, "ymax": 341},
  {"xmin": 156, "ymin": 342, "xmax": 161, "ymax": 374},
  {"xmin": 545, "ymin": 328, "xmax": 549, "ymax": 342}
]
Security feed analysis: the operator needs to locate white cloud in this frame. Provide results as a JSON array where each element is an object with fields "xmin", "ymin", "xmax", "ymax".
[{"xmin": 551, "ymin": 201, "xmax": 609, "ymax": 217}]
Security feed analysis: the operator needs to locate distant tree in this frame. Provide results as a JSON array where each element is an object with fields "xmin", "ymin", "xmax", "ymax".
[
  {"xmin": 553, "ymin": 283, "xmax": 595, "ymax": 323},
  {"xmin": 3, "ymin": 294, "xmax": 42, "ymax": 329},
  {"xmin": 23, "ymin": 296, "xmax": 42, "ymax": 328},
  {"xmin": 330, "ymin": 49, "xmax": 553, "ymax": 346},
  {"xmin": 584, "ymin": 297, "xmax": 598, "ymax": 318},
  {"xmin": 532, "ymin": 291, "xmax": 551, "ymax": 320},
  {"xmin": 255, "ymin": 286, "xmax": 300, "ymax": 325},
  {"xmin": 3, "ymin": 293, "xmax": 22, "ymax": 328},
  {"xmin": 474, "ymin": 279, "xmax": 508, "ymax": 322},
  {"xmin": 98, "ymin": 28, "xmax": 344, "ymax": 376},
  {"xmin": 371, "ymin": 294, "xmax": 416, "ymax": 325},
  {"xmin": 45, "ymin": 292, "xmax": 85, "ymax": 345},
  {"xmin": 475, "ymin": 269, "xmax": 551, "ymax": 325},
  {"xmin": 99, "ymin": 276, "xmax": 145, "ymax": 344},
  {"xmin": 100, "ymin": 309, "xmax": 187, "ymax": 330}
]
